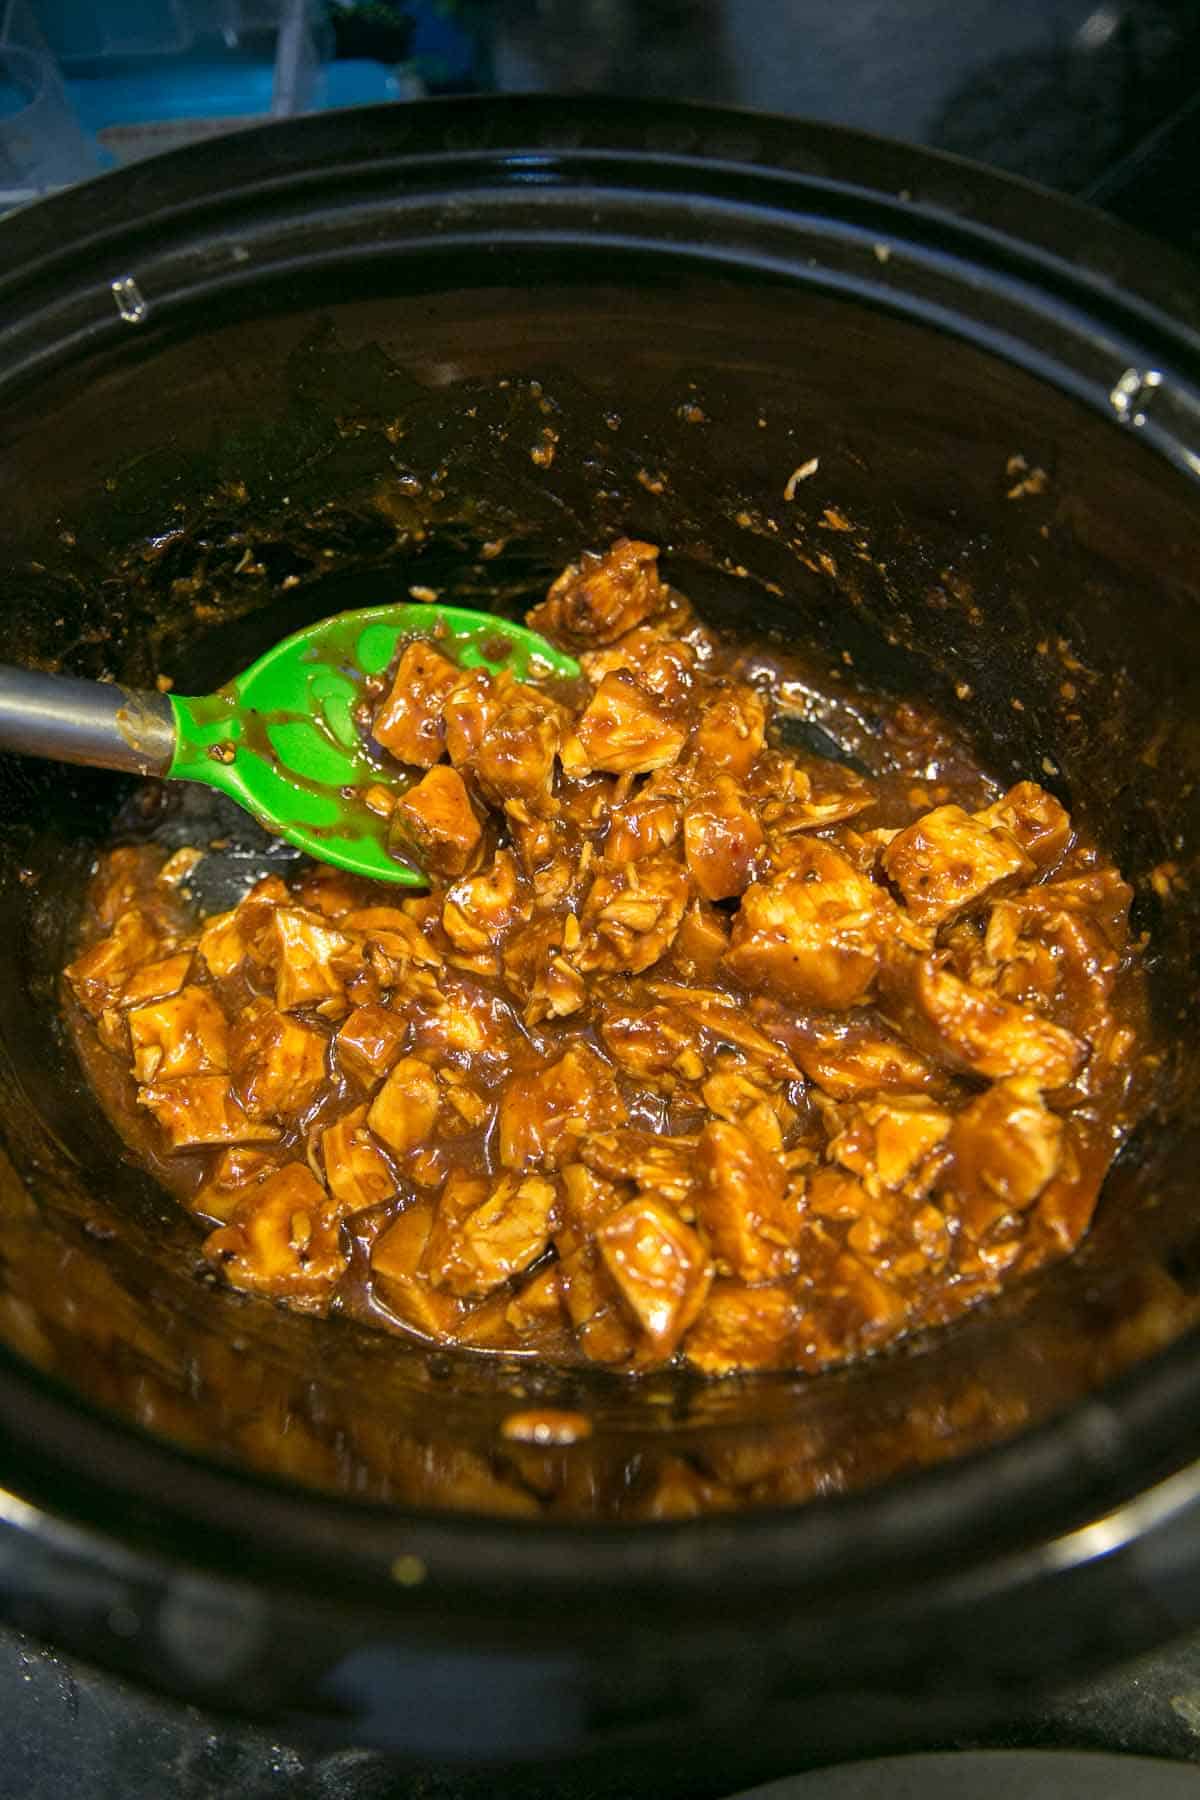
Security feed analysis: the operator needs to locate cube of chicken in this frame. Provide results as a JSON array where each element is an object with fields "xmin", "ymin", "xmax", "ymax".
[
  {"xmin": 371, "ymin": 1199, "xmax": 464, "ymax": 1342},
  {"xmin": 725, "ymin": 837, "xmax": 895, "ymax": 1009},
  {"xmin": 443, "ymin": 668, "xmax": 498, "ymax": 768},
  {"xmin": 193, "ymin": 1145, "xmax": 279, "ymax": 1223},
  {"xmin": 321, "ymin": 1104, "xmax": 397, "ymax": 1213},
  {"xmin": 683, "ymin": 1281, "xmax": 795, "ymax": 1374},
  {"xmin": 825, "ymin": 1097, "xmax": 952, "ymax": 1193},
  {"xmin": 976, "ymin": 781, "xmax": 1073, "ymax": 871},
  {"xmin": 556, "ymin": 1240, "xmax": 638, "ymax": 1365},
  {"xmin": 472, "ymin": 692, "xmax": 565, "ymax": 806},
  {"xmin": 829, "ymin": 1252, "xmax": 908, "ymax": 1342},
  {"xmin": 694, "ymin": 1120, "xmax": 798, "ymax": 1281},
  {"xmin": 367, "ymin": 1056, "xmax": 440, "ymax": 1157},
  {"xmin": 335, "ymin": 1003, "xmax": 410, "ymax": 1088},
  {"xmin": 949, "ymin": 1077, "xmax": 1063, "ymax": 1239},
  {"xmin": 552, "ymin": 1163, "xmax": 637, "ymax": 1364},
  {"xmin": 66, "ymin": 909, "xmax": 162, "ymax": 1016},
  {"xmin": 119, "ymin": 949, "xmax": 195, "ymax": 1011},
  {"xmin": 128, "ymin": 985, "xmax": 229, "ymax": 1082},
  {"xmin": 647, "ymin": 982, "xmax": 800, "ymax": 1079},
  {"xmin": 669, "ymin": 899, "xmax": 731, "ymax": 981},
  {"xmin": 267, "ymin": 908, "xmax": 358, "ymax": 1014},
  {"xmin": 596, "ymin": 1196, "xmax": 713, "ymax": 1361},
  {"xmin": 138, "ymin": 1076, "xmax": 281, "ymax": 1151},
  {"xmin": 577, "ymin": 855, "xmax": 690, "ymax": 975},
  {"xmin": 292, "ymin": 866, "xmax": 363, "ymax": 920},
  {"xmin": 502, "ymin": 1262, "xmax": 568, "ymax": 1339},
  {"xmin": 883, "ymin": 953, "xmax": 1086, "ymax": 1086},
  {"xmin": 205, "ymin": 1163, "xmax": 345, "ymax": 1307},
  {"xmin": 577, "ymin": 1129, "xmax": 699, "ymax": 1208},
  {"xmin": 580, "ymin": 626, "xmax": 695, "ymax": 705},
  {"xmin": 683, "ymin": 776, "xmax": 765, "ymax": 901},
  {"xmin": 197, "ymin": 876, "xmax": 291, "ymax": 983},
  {"xmin": 230, "ymin": 997, "xmax": 327, "ymax": 1121},
  {"xmin": 881, "ymin": 803, "xmax": 1034, "ymax": 927},
  {"xmin": 557, "ymin": 1159, "xmax": 626, "ymax": 1237},
  {"xmin": 371, "ymin": 640, "xmax": 463, "ymax": 766},
  {"xmin": 391, "ymin": 765, "xmax": 483, "ymax": 879},
  {"xmin": 89, "ymin": 844, "xmax": 145, "ymax": 926},
  {"xmin": 526, "ymin": 537, "xmax": 668, "ymax": 647},
  {"xmin": 691, "ymin": 683, "xmax": 766, "ymax": 779},
  {"xmin": 560, "ymin": 672, "xmax": 687, "ymax": 777},
  {"xmin": 599, "ymin": 999, "xmax": 702, "ymax": 1079},
  {"xmin": 774, "ymin": 1014, "xmax": 947, "ymax": 1099},
  {"xmin": 603, "ymin": 777, "xmax": 682, "ymax": 865},
  {"xmin": 195, "ymin": 909, "xmax": 247, "ymax": 983},
  {"xmin": 424, "ymin": 1171, "xmax": 559, "ymax": 1299},
  {"xmin": 442, "ymin": 849, "xmax": 528, "ymax": 955},
  {"xmin": 498, "ymin": 1043, "xmax": 626, "ymax": 1172}
]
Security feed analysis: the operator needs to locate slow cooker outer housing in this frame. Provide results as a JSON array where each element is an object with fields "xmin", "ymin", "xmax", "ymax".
[{"xmin": 0, "ymin": 98, "xmax": 1199, "ymax": 1763}]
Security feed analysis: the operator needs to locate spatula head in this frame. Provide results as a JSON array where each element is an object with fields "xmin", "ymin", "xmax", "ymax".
[{"xmin": 166, "ymin": 604, "xmax": 580, "ymax": 885}]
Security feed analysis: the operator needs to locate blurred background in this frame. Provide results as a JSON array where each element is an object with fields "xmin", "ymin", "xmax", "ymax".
[{"xmin": 2, "ymin": 0, "xmax": 1198, "ymax": 252}]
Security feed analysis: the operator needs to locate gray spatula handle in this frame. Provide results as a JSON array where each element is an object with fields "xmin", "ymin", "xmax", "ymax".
[{"xmin": 0, "ymin": 665, "xmax": 176, "ymax": 776}]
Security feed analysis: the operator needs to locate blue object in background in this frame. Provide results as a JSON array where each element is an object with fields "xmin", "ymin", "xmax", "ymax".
[{"xmin": 64, "ymin": 55, "xmax": 401, "ymax": 133}]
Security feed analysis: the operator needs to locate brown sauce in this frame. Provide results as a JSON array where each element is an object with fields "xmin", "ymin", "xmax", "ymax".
[{"xmin": 64, "ymin": 540, "xmax": 1153, "ymax": 1378}]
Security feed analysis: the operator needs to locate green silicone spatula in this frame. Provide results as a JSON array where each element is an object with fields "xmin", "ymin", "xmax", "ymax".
[{"xmin": 0, "ymin": 604, "xmax": 580, "ymax": 886}]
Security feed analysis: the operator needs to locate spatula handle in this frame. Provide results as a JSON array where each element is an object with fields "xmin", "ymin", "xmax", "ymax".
[{"xmin": 0, "ymin": 665, "xmax": 176, "ymax": 776}]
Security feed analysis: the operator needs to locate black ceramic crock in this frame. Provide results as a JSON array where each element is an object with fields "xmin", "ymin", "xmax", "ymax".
[{"xmin": 0, "ymin": 98, "xmax": 1199, "ymax": 1781}]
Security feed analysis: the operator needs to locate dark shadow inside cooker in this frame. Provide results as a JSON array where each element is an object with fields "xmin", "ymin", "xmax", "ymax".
[{"xmin": 0, "ymin": 262, "xmax": 1198, "ymax": 1524}]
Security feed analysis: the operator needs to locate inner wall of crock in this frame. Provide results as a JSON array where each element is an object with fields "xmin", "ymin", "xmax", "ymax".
[{"xmin": 0, "ymin": 267, "xmax": 1198, "ymax": 1520}]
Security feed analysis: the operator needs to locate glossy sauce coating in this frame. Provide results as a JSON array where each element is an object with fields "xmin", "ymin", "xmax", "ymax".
[{"xmin": 65, "ymin": 541, "xmax": 1152, "ymax": 1377}]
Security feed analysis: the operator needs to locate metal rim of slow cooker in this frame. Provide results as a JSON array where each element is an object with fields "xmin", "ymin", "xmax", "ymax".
[{"xmin": 1, "ymin": 95, "xmax": 1199, "ymax": 1641}]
